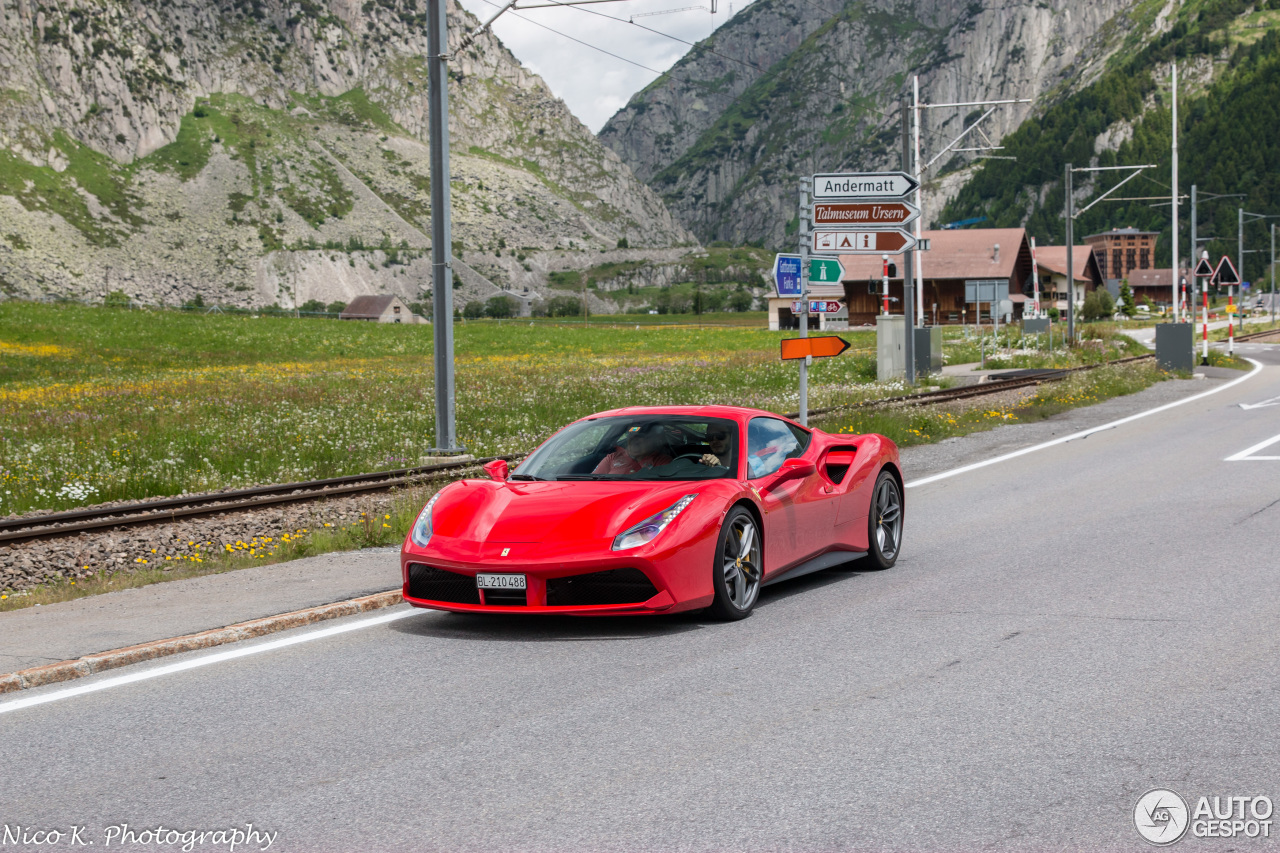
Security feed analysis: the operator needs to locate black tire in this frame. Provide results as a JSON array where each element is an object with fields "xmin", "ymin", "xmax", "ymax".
[
  {"xmin": 853, "ymin": 469, "xmax": 903, "ymax": 571},
  {"xmin": 708, "ymin": 507, "xmax": 763, "ymax": 621}
]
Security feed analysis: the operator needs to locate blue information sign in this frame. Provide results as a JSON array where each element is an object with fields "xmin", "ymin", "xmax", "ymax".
[{"xmin": 773, "ymin": 254, "xmax": 803, "ymax": 297}]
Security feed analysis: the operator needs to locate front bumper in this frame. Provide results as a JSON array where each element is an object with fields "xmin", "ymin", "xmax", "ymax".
[{"xmin": 400, "ymin": 532, "xmax": 717, "ymax": 615}]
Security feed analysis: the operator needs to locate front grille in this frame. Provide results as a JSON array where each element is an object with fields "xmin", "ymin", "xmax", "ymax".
[
  {"xmin": 481, "ymin": 588, "xmax": 527, "ymax": 606},
  {"xmin": 407, "ymin": 563, "xmax": 480, "ymax": 605},
  {"xmin": 546, "ymin": 568, "xmax": 659, "ymax": 606}
]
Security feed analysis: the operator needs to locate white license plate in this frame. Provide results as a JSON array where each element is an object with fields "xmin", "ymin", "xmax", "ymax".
[{"xmin": 476, "ymin": 573, "xmax": 527, "ymax": 590}]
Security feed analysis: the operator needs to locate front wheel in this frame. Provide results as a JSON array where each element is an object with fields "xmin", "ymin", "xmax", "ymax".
[
  {"xmin": 854, "ymin": 469, "xmax": 903, "ymax": 571},
  {"xmin": 708, "ymin": 507, "xmax": 762, "ymax": 620}
]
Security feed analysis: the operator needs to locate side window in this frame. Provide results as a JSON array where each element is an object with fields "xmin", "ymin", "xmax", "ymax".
[
  {"xmin": 746, "ymin": 417, "xmax": 802, "ymax": 479},
  {"xmin": 786, "ymin": 423, "xmax": 811, "ymax": 454}
]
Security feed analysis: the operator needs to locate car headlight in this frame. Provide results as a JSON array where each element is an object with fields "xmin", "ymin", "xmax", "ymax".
[
  {"xmin": 409, "ymin": 492, "xmax": 443, "ymax": 548},
  {"xmin": 611, "ymin": 494, "xmax": 697, "ymax": 551}
]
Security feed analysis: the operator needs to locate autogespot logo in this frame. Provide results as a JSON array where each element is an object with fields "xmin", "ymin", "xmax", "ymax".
[{"xmin": 1135, "ymin": 789, "xmax": 1190, "ymax": 846}]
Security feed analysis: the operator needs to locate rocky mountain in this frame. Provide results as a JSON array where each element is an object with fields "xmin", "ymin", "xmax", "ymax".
[
  {"xmin": 599, "ymin": 0, "xmax": 1181, "ymax": 247},
  {"xmin": 0, "ymin": 0, "xmax": 693, "ymax": 308}
]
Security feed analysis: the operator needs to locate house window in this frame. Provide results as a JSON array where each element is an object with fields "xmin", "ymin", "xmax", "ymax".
[
  {"xmin": 1113, "ymin": 250, "xmax": 1123, "ymax": 275},
  {"xmin": 1126, "ymin": 249, "xmax": 1136, "ymax": 273},
  {"xmin": 393, "ymin": 305, "xmax": 401, "ymax": 313},
  {"xmin": 1096, "ymin": 251, "xmax": 1107, "ymax": 277},
  {"xmin": 1139, "ymin": 249, "xmax": 1150, "ymax": 269}
]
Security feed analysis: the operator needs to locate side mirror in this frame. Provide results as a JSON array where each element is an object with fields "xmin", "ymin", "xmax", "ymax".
[
  {"xmin": 483, "ymin": 459, "xmax": 509, "ymax": 482},
  {"xmin": 776, "ymin": 458, "xmax": 816, "ymax": 479}
]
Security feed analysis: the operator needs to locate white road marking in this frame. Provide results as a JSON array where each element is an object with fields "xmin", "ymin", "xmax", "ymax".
[
  {"xmin": 1225, "ymin": 431, "xmax": 1280, "ymax": 462},
  {"xmin": 906, "ymin": 358, "xmax": 1265, "ymax": 489},
  {"xmin": 1239, "ymin": 393, "xmax": 1280, "ymax": 410},
  {"xmin": 3, "ymin": 359, "xmax": 1269, "ymax": 714},
  {"xmin": 0, "ymin": 607, "xmax": 417, "ymax": 715}
]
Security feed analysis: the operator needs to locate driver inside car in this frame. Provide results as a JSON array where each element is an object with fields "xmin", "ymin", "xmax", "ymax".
[
  {"xmin": 697, "ymin": 427, "xmax": 735, "ymax": 471},
  {"xmin": 592, "ymin": 423, "xmax": 674, "ymax": 475}
]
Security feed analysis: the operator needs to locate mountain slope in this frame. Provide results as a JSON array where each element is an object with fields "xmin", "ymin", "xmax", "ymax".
[
  {"xmin": 599, "ymin": 0, "xmax": 1166, "ymax": 247},
  {"xmin": 0, "ymin": 0, "xmax": 692, "ymax": 307},
  {"xmin": 941, "ymin": 0, "xmax": 1280, "ymax": 282}
]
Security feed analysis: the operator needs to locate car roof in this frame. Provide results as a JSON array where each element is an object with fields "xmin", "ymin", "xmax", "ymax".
[{"xmin": 583, "ymin": 404, "xmax": 800, "ymax": 423}]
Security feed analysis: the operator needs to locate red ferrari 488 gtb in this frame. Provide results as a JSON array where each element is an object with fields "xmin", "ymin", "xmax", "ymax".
[{"xmin": 401, "ymin": 405, "xmax": 902, "ymax": 620}]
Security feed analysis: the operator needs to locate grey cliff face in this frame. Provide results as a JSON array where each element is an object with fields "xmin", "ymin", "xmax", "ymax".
[
  {"xmin": 599, "ymin": 0, "xmax": 1143, "ymax": 247},
  {"xmin": 0, "ymin": 0, "xmax": 692, "ymax": 306}
]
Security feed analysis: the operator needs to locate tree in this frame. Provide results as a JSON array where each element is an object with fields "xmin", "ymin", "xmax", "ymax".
[
  {"xmin": 545, "ymin": 295, "xmax": 581, "ymax": 317},
  {"xmin": 485, "ymin": 295, "xmax": 518, "ymax": 318},
  {"xmin": 299, "ymin": 299, "xmax": 327, "ymax": 314},
  {"xmin": 1097, "ymin": 288, "xmax": 1115, "ymax": 317},
  {"xmin": 1118, "ymin": 280, "xmax": 1136, "ymax": 317},
  {"xmin": 462, "ymin": 300, "xmax": 486, "ymax": 319},
  {"xmin": 326, "ymin": 300, "xmax": 347, "ymax": 315},
  {"xmin": 728, "ymin": 290, "xmax": 754, "ymax": 312},
  {"xmin": 1081, "ymin": 291, "xmax": 1107, "ymax": 322}
]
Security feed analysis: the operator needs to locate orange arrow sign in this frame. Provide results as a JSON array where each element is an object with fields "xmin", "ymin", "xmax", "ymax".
[{"xmin": 780, "ymin": 336, "xmax": 852, "ymax": 360}]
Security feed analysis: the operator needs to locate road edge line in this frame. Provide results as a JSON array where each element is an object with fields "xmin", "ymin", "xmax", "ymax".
[
  {"xmin": 0, "ymin": 589, "xmax": 401, "ymax": 695},
  {"xmin": 905, "ymin": 358, "xmax": 1265, "ymax": 489}
]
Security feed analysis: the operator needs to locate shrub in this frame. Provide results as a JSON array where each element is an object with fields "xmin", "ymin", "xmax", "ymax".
[
  {"xmin": 462, "ymin": 300, "xmax": 486, "ymax": 319},
  {"xmin": 485, "ymin": 295, "xmax": 518, "ymax": 318},
  {"xmin": 104, "ymin": 290, "xmax": 132, "ymax": 308}
]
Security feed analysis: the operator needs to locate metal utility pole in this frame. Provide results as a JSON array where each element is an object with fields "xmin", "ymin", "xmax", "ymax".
[
  {"xmin": 903, "ymin": 97, "xmax": 915, "ymax": 385},
  {"xmin": 1171, "ymin": 63, "xmax": 1179, "ymax": 321},
  {"xmin": 1065, "ymin": 161, "xmax": 1154, "ymax": 342},
  {"xmin": 912, "ymin": 78, "xmax": 1030, "ymax": 327},
  {"xmin": 1065, "ymin": 162, "xmax": 1074, "ymax": 344},
  {"xmin": 1239, "ymin": 206, "xmax": 1245, "ymax": 330},
  {"xmin": 1190, "ymin": 185, "xmax": 1197, "ymax": 312},
  {"xmin": 428, "ymin": 0, "xmax": 459, "ymax": 452},
  {"xmin": 798, "ymin": 178, "xmax": 811, "ymax": 426},
  {"xmin": 1272, "ymin": 222, "xmax": 1276, "ymax": 326}
]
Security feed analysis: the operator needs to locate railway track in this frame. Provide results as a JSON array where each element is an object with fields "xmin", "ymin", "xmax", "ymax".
[
  {"xmin": 5, "ymin": 354, "xmax": 1156, "ymax": 547},
  {"xmin": 1232, "ymin": 327, "xmax": 1280, "ymax": 343},
  {"xmin": 0, "ymin": 455, "xmax": 520, "ymax": 547}
]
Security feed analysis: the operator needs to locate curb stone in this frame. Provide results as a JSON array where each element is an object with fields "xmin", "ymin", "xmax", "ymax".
[{"xmin": 0, "ymin": 589, "xmax": 402, "ymax": 695}]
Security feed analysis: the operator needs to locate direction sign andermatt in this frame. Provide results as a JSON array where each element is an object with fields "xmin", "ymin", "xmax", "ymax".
[{"xmin": 812, "ymin": 172, "xmax": 919, "ymax": 201}]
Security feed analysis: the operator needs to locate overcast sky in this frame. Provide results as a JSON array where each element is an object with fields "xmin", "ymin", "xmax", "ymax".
[{"xmin": 456, "ymin": 0, "xmax": 754, "ymax": 132}]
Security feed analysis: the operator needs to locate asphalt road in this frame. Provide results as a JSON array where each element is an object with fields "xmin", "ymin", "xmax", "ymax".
[{"xmin": 3, "ymin": 348, "xmax": 1280, "ymax": 852}]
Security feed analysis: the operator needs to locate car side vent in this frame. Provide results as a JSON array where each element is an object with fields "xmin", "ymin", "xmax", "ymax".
[
  {"xmin": 546, "ymin": 568, "xmax": 659, "ymax": 606},
  {"xmin": 824, "ymin": 446, "xmax": 858, "ymax": 484},
  {"xmin": 407, "ymin": 563, "xmax": 481, "ymax": 605}
]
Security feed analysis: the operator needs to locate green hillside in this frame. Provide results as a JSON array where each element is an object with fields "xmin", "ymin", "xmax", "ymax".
[{"xmin": 942, "ymin": 0, "xmax": 1280, "ymax": 282}]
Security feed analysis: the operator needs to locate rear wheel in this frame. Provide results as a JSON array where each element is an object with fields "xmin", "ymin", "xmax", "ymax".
[
  {"xmin": 708, "ymin": 507, "xmax": 762, "ymax": 621},
  {"xmin": 854, "ymin": 469, "xmax": 903, "ymax": 571}
]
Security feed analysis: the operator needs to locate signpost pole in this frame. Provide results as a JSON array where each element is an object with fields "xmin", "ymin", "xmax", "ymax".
[
  {"xmin": 881, "ymin": 255, "xmax": 889, "ymax": 316},
  {"xmin": 428, "ymin": 0, "xmax": 459, "ymax": 452},
  {"xmin": 798, "ymin": 179, "xmax": 811, "ymax": 426},
  {"xmin": 903, "ymin": 98, "xmax": 916, "ymax": 385},
  {"xmin": 1271, "ymin": 222, "xmax": 1276, "ymax": 327}
]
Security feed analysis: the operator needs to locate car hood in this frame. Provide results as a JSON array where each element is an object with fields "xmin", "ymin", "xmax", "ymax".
[{"xmin": 432, "ymin": 480, "xmax": 702, "ymax": 544}]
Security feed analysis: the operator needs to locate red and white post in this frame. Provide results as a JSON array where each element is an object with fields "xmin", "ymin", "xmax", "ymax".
[
  {"xmin": 881, "ymin": 253, "xmax": 890, "ymax": 316},
  {"xmin": 1030, "ymin": 237, "xmax": 1041, "ymax": 317}
]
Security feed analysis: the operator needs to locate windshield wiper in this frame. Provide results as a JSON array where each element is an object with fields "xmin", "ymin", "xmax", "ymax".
[
  {"xmin": 507, "ymin": 474, "xmax": 545, "ymax": 481},
  {"xmin": 555, "ymin": 474, "xmax": 618, "ymax": 480}
]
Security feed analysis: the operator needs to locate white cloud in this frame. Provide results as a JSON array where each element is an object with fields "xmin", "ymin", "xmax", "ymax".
[{"xmin": 457, "ymin": 0, "xmax": 755, "ymax": 132}]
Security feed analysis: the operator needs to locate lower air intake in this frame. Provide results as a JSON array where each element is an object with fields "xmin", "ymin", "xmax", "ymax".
[
  {"xmin": 407, "ymin": 564, "xmax": 481, "ymax": 605},
  {"xmin": 545, "ymin": 568, "xmax": 659, "ymax": 606}
]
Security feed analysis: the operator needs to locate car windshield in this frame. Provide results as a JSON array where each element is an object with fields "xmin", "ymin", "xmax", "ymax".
[{"xmin": 513, "ymin": 416, "xmax": 740, "ymax": 481}]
